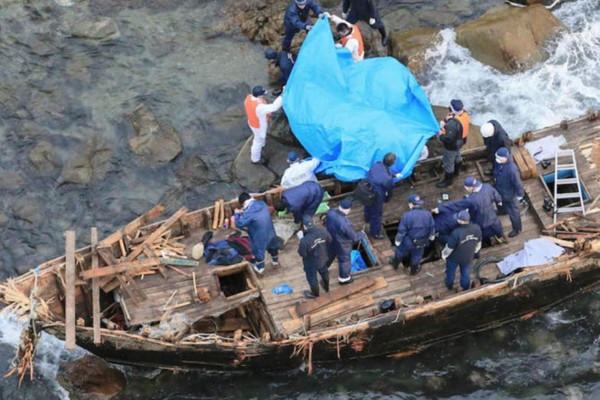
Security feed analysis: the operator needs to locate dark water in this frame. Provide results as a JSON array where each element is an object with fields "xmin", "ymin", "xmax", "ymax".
[{"xmin": 1, "ymin": 0, "xmax": 599, "ymax": 398}]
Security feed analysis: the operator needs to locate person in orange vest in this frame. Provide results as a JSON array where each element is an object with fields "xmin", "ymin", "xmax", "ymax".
[
  {"xmin": 329, "ymin": 14, "xmax": 364, "ymax": 62},
  {"xmin": 439, "ymin": 99, "xmax": 470, "ymax": 177},
  {"xmin": 244, "ymin": 86, "xmax": 283, "ymax": 165}
]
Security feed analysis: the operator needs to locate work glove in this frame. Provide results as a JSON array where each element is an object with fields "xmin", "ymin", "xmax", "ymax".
[
  {"xmin": 394, "ymin": 240, "xmax": 400, "ymax": 247},
  {"xmin": 441, "ymin": 253, "xmax": 448, "ymax": 260},
  {"xmin": 439, "ymin": 119, "xmax": 446, "ymax": 129},
  {"xmin": 342, "ymin": 12, "xmax": 347, "ymax": 19},
  {"xmin": 369, "ymin": 18, "xmax": 376, "ymax": 25},
  {"xmin": 306, "ymin": 24, "xmax": 313, "ymax": 31},
  {"xmin": 517, "ymin": 196, "xmax": 524, "ymax": 202},
  {"xmin": 431, "ymin": 207, "xmax": 440, "ymax": 215},
  {"xmin": 498, "ymin": 202, "xmax": 503, "ymax": 208},
  {"xmin": 429, "ymin": 234, "xmax": 436, "ymax": 241},
  {"xmin": 321, "ymin": 12, "xmax": 331, "ymax": 19},
  {"xmin": 395, "ymin": 172, "xmax": 403, "ymax": 179}
]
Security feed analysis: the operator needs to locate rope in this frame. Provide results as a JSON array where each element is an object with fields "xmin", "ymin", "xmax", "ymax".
[{"xmin": 475, "ymin": 256, "xmax": 515, "ymax": 285}]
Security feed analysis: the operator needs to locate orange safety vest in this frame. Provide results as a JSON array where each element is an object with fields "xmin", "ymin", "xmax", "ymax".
[
  {"xmin": 441, "ymin": 110, "xmax": 470, "ymax": 139},
  {"xmin": 244, "ymin": 95, "xmax": 268, "ymax": 129},
  {"xmin": 340, "ymin": 24, "xmax": 364, "ymax": 60}
]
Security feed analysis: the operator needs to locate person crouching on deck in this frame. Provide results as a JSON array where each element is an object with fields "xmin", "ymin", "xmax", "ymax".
[
  {"xmin": 234, "ymin": 192, "xmax": 280, "ymax": 275},
  {"xmin": 390, "ymin": 194, "xmax": 435, "ymax": 275},
  {"xmin": 325, "ymin": 198, "xmax": 365, "ymax": 285},
  {"xmin": 329, "ymin": 14, "xmax": 365, "ymax": 62},
  {"xmin": 298, "ymin": 222, "xmax": 332, "ymax": 298},
  {"xmin": 441, "ymin": 210, "xmax": 482, "ymax": 291},
  {"xmin": 274, "ymin": 181, "xmax": 325, "ymax": 227}
]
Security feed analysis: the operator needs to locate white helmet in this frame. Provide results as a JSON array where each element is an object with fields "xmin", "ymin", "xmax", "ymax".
[{"xmin": 480, "ymin": 122, "xmax": 494, "ymax": 138}]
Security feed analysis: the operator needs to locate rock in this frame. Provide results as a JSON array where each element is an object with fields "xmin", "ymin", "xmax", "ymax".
[
  {"xmin": 417, "ymin": 10, "xmax": 460, "ymax": 27},
  {"xmin": 12, "ymin": 201, "xmax": 40, "ymax": 225},
  {"xmin": 227, "ymin": 0, "xmax": 288, "ymax": 50},
  {"xmin": 445, "ymin": 0, "xmax": 474, "ymax": 17},
  {"xmin": 390, "ymin": 28, "xmax": 440, "ymax": 75},
  {"xmin": 205, "ymin": 105, "xmax": 249, "ymax": 146},
  {"xmin": 455, "ymin": 5, "xmax": 567, "ymax": 74},
  {"xmin": 176, "ymin": 155, "xmax": 221, "ymax": 187},
  {"xmin": 356, "ymin": 21, "xmax": 387, "ymax": 58},
  {"xmin": 0, "ymin": 211, "xmax": 8, "ymax": 226},
  {"xmin": 0, "ymin": 169, "xmax": 24, "ymax": 190},
  {"xmin": 57, "ymin": 354, "xmax": 126, "ymax": 400},
  {"xmin": 267, "ymin": 113, "xmax": 298, "ymax": 146},
  {"xmin": 128, "ymin": 104, "xmax": 182, "ymax": 165},
  {"xmin": 383, "ymin": 9, "xmax": 418, "ymax": 33},
  {"xmin": 0, "ymin": 84, "xmax": 19, "ymax": 116},
  {"xmin": 29, "ymin": 140, "xmax": 61, "ymax": 174},
  {"xmin": 468, "ymin": 370, "xmax": 496, "ymax": 387},
  {"xmin": 70, "ymin": 17, "xmax": 120, "ymax": 40},
  {"xmin": 319, "ymin": 0, "xmax": 338, "ymax": 7},
  {"xmin": 59, "ymin": 137, "xmax": 112, "ymax": 185},
  {"xmin": 28, "ymin": 33, "xmax": 60, "ymax": 56}
]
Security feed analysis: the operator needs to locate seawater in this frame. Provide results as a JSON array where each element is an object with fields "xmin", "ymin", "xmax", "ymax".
[{"xmin": 1, "ymin": 0, "xmax": 600, "ymax": 398}]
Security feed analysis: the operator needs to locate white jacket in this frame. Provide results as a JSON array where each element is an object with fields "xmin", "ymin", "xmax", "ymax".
[{"xmin": 280, "ymin": 158, "xmax": 320, "ymax": 189}]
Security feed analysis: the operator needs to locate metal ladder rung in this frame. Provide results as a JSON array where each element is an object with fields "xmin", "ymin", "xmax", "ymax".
[
  {"xmin": 556, "ymin": 150, "xmax": 575, "ymax": 157},
  {"xmin": 556, "ymin": 164, "xmax": 575, "ymax": 170},
  {"xmin": 555, "ymin": 206, "xmax": 584, "ymax": 213},
  {"xmin": 555, "ymin": 178, "xmax": 579, "ymax": 185},
  {"xmin": 553, "ymin": 148, "xmax": 585, "ymax": 223},
  {"xmin": 555, "ymin": 192, "xmax": 582, "ymax": 199}
]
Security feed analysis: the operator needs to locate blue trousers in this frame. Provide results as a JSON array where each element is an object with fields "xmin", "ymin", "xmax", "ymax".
[
  {"xmin": 282, "ymin": 19, "xmax": 312, "ymax": 52},
  {"xmin": 303, "ymin": 261, "xmax": 330, "ymax": 288},
  {"xmin": 346, "ymin": 11, "xmax": 385, "ymax": 29},
  {"xmin": 395, "ymin": 239, "xmax": 425, "ymax": 267},
  {"xmin": 482, "ymin": 220, "xmax": 503, "ymax": 243},
  {"xmin": 253, "ymin": 236, "xmax": 280, "ymax": 269},
  {"xmin": 364, "ymin": 194, "xmax": 384, "ymax": 236},
  {"xmin": 445, "ymin": 259, "xmax": 471, "ymax": 290},
  {"xmin": 500, "ymin": 197, "xmax": 522, "ymax": 232},
  {"xmin": 329, "ymin": 249, "xmax": 351, "ymax": 280}
]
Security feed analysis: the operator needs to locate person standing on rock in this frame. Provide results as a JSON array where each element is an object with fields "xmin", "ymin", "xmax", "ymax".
[
  {"xmin": 342, "ymin": 0, "xmax": 388, "ymax": 47},
  {"xmin": 493, "ymin": 147, "xmax": 524, "ymax": 238},
  {"xmin": 274, "ymin": 180, "xmax": 325, "ymax": 226},
  {"xmin": 298, "ymin": 222, "xmax": 332, "ymax": 298},
  {"xmin": 281, "ymin": 151, "xmax": 320, "ymax": 189},
  {"xmin": 282, "ymin": 0, "xmax": 324, "ymax": 52},
  {"xmin": 265, "ymin": 48, "xmax": 297, "ymax": 86},
  {"xmin": 364, "ymin": 152, "xmax": 397, "ymax": 240},
  {"xmin": 244, "ymin": 86, "xmax": 283, "ymax": 165},
  {"xmin": 436, "ymin": 117, "xmax": 463, "ymax": 188},
  {"xmin": 234, "ymin": 192, "xmax": 280, "ymax": 275},
  {"xmin": 325, "ymin": 198, "xmax": 365, "ymax": 285},
  {"xmin": 480, "ymin": 119, "xmax": 513, "ymax": 174},
  {"xmin": 441, "ymin": 210, "xmax": 482, "ymax": 291},
  {"xmin": 329, "ymin": 14, "xmax": 365, "ymax": 62}
]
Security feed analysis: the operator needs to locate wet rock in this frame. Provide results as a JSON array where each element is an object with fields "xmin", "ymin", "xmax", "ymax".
[
  {"xmin": 446, "ymin": 0, "xmax": 474, "ymax": 17},
  {"xmin": 455, "ymin": 5, "xmax": 567, "ymax": 74},
  {"xmin": 417, "ymin": 10, "xmax": 460, "ymax": 27},
  {"xmin": 424, "ymin": 375, "xmax": 447, "ymax": 392},
  {"xmin": 57, "ymin": 354, "xmax": 126, "ymax": 400},
  {"xmin": 0, "ymin": 169, "xmax": 24, "ymax": 190},
  {"xmin": 267, "ymin": 113, "xmax": 298, "ymax": 146},
  {"xmin": 29, "ymin": 140, "xmax": 62, "ymax": 174},
  {"xmin": 176, "ymin": 155, "xmax": 221, "ymax": 187},
  {"xmin": 205, "ymin": 82, "xmax": 251, "ymax": 111},
  {"xmin": 390, "ymin": 28, "xmax": 440, "ymax": 75},
  {"xmin": 28, "ymin": 33, "xmax": 60, "ymax": 56},
  {"xmin": 12, "ymin": 201, "xmax": 40, "ymax": 225},
  {"xmin": 59, "ymin": 137, "xmax": 112, "ymax": 185},
  {"xmin": 492, "ymin": 327, "xmax": 509, "ymax": 342},
  {"xmin": 128, "ymin": 104, "xmax": 182, "ymax": 165},
  {"xmin": 356, "ymin": 21, "xmax": 387, "ymax": 58},
  {"xmin": 468, "ymin": 369, "xmax": 497, "ymax": 387},
  {"xmin": 384, "ymin": 9, "xmax": 418, "ymax": 33},
  {"xmin": 0, "ymin": 84, "xmax": 19, "ymax": 116},
  {"xmin": 0, "ymin": 211, "xmax": 8, "ymax": 227},
  {"xmin": 70, "ymin": 17, "xmax": 120, "ymax": 40}
]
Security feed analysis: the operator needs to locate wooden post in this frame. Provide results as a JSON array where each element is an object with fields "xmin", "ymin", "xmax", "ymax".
[
  {"xmin": 65, "ymin": 230, "xmax": 76, "ymax": 350},
  {"xmin": 91, "ymin": 227, "xmax": 101, "ymax": 345},
  {"xmin": 212, "ymin": 201, "xmax": 220, "ymax": 230}
]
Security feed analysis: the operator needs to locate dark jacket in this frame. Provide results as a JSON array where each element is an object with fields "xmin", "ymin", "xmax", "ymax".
[
  {"xmin": 439, "ymin": 183, "xmax": 502, "ymax": 229},
  {"xmin": 235, "ymin": 200, "xmax": 277, "ymax": 258},
  {"xmin": 342, "ymin": 0, "xmax": 377, "ymax": 20},
  {"xmin": 484, "ymin": 120, "xmax": 512, "ymax": 163},
  {"xmin": 439, "ymin": 118, "xmax": 463, "ymax": 151},
  {"xmin": 284, "ymin": 0, "xmax": 324, "ymax": 31},
  {"xmin": 276, "ymin": 51, "xmax": 296, "ymax": 84},
  {"xmin": 298, "ymin": 226, "xmax": 332, "ymax": 268},
  {"xmin": 366, "ymin": 161, "xmax": 395, "ymax": 200},
  {"xmin": 493, "ymin": 156, "xmax": 524, "ymax": 201},
  {"xmin": 447, "ymin": 223, "xmax": 482, "ymax": 265},
  {"xmin": 282, "ymin": 181, "xmax": 325, "ymax": 224},
  {"xmin": 326, "ymin": 209, "xmax": 364, "ymax": 254},
  {"xmin": 395, "ymin": 206, "xmax": 435, "ymax": 245},
  {"xmin": 434, "ymin": 210, "xmax": 460, "ymax": 243}
]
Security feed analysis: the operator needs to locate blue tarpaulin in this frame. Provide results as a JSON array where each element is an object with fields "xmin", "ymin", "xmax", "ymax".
[{"xmin": 283, "ymin": 18, "xmax": 439, "ymax": 182}]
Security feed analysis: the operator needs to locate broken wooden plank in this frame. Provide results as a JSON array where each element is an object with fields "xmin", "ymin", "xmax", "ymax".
[
  {"xmin": 164, "ymin": 264, "xmax": 192, "ymax": 278},
  {"xmin": 212, "ymin": 201, "xmax": 220, "ymax": 230},
  {"xmin": 81, "ymin": 257, "xmax": 161, "ymax": 280},
  {"xmin": 295, "ymin": 278, "xmax": 376, "ymax": 317},
  {"xmin": 540, "ymin": 235, "xmax": 575, "ymax": 249},
  {"xmin": 98, "ymin": 205, "xmax": 166, "ymax": 248},
  {"xmin": 91, "ymin": 227, "xmax": 101, "ymax": 345},
  {"xmin": 65, "ymin": 231, "xmax": 76, "ymax": 350},
  {"xmin": 219, "ymin": 199, "xmax": 226, "ymax": 228}
]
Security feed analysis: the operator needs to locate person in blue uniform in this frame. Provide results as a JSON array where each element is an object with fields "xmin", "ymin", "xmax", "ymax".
[
  {"xmin": 480, "ymin": 120, "xmax": 513, "ymax": 174},
  {"xmin": 433, "ymin": 176, "xmax": 504, "ymax": 247},
  {"xmin": 493, "ymin": 147, "xmax": 524, "ymax": 237},
  {"xmin": 265, "ymin": 48, "xmax": 297, "ymax": 85},
  {"xmin": 441, "ymin": 210, "xmax": 482, "ymax": 291},
  {"xmin": 274, "ymin": 181, "xmax": 325, "ymax": 226},
  {"xmin": 325, "ymin": 198, "xmax": 365, "ymax": 285},
  {"xmin": 434, "ymin": 208, "xmax": 461, "ymax": 245},
  {"xmin": 282, "ymin": 0, "xmax": 324, "ymax": 52},
  {"xmin": 342, "ymin": 0, "xmax": 388, "ymax": 46},
  {"xmin": 298, "ymin": 222, "xmax": 332, "ymax": 298},
  {"xmin": 390, "ymin": 194, "xmax": 435, "ymax": 275},
  {"xmin": 364, "ymin": 153, "xmax": 397, "ymax": 240},
  {"xmin": 234, "ymin": 192, "xmax": 280, "ymax": 275}
]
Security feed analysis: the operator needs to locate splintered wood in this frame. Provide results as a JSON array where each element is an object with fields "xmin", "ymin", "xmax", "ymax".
[{"xmin": 543, "ymin": 213, "xmax": 600, "ymax": 252}]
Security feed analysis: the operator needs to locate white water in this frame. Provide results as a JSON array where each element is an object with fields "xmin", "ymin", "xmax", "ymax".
[{"xmin": 422, "ymin": 0, "xmax": 600, "ymax": 138}]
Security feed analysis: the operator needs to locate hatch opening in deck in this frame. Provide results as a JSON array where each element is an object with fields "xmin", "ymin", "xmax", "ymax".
[
  {"xmin": 543, "ymin": 170, "xmax": 590, "ymax": 208},
  {"xmin": 384, "ymin": 222, "xmax": 441, "ymax": 264},
  {"xmin": 214, "ymin": 265, "xmax": 255, "ymax": 298},
  {"xmin": 352, "ymin": 237, "xmax": 380, "ymax": 271}
]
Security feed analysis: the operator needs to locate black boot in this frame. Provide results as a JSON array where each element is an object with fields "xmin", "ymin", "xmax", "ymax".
[
  {"xmin": 304, "ymin": 283, "xmax": 319, "ymax": 298},
  {"xmin": 389, "ymin": 256, "xmax": 400, "ymax": 271},
  {"xmin": 410, "ymin": 263, "xmax": 421, "ymax": 275},
  {"xmin": 454, "ymin": 162, "xmax": 462, "ymax": 177},
  {"xmin": 378, "ymin": 27, "xmax": 388, "ymax": 47},
  {"xmin": 320, "ymin": 275, "xmax": 330, "ymax": 293},
  {"xmin": 436, "ymin": 172, "xmax": 453, "ymax": 188}
]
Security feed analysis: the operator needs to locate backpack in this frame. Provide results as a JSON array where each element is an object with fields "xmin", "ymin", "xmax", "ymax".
[
  {"xmin": 204, "ymin": 239, "xmax": 244, "ymax": 266},
  {"xmin": 226, "ymin": 232, "xmax": 254, "ymax": 261},
  {"xmin": 353, "ymin": 180, "xmax": 376, "ymax": 206}
]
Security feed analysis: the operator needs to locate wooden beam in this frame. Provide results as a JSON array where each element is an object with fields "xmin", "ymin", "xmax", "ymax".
[
  {"xmin": 97, "ymin": 205, "xmax": 166, "ymax": 248},
  {"xmin": 81, "ymin": 257, "xmax": 161, "ymax": 280},
  {"xmin": 295, "ymin": 278, "xmax": 376, "ymax": 317},
  {"xmin": 540, "ymin": 235, "xmax": 575, "ymax": 249},
  {"xmin": 65, "ymin": 230, "xmax": 76, "ymax": 350},
  {"xmin": 91, "ymin": 228, "xmax": 101, "ymax": 345}
]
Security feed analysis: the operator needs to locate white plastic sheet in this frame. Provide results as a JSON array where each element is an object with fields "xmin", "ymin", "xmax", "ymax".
[
  {"xmin": 524, "ymin": 135, "xmax": 567, "ymax": 163},
  {"xmin": 497, "ymin": 238, "xmax": 565, "ymax": 275}
]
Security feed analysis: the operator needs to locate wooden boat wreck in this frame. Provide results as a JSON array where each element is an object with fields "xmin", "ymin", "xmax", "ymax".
[{"xmin": 2, "ymin": 113, "xmax": 600, "ymax": 374}]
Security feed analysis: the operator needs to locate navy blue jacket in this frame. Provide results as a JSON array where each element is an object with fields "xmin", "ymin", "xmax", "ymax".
[
  {"xmin": 493, "ymin": 156, "xmax": 524, "ymax": 201},
  {"xmin": 447, "ymin": 223, "xmax": 482, "ymax": 265},
  {"xmin": 276, "ymin": 51, "xmax": 296, "ymax": 84},
  {"xmin": 366, "ymin": 161, "xmax": 395, "ymax": 199},
  {"xmin": 298, "ymin": 226, "xmax": 331, "ymax": 267},
  {"xmin": 284, "ymin": 0, "xmax": 324, "ymax": 31},
  {"xmin": 282, "ymin": 181, "xmax": 324, "ymax": 223},
  {"xmin": 234, "ymin": 200, "xmax": 277, "ymax": 258},
  {"xmin": 395, "ymin": 206, "xmax": 435, "ymax": 244},
  {"xmin": 326, "ymin": 209, "xmax": 364, "ymax": 254},
  {"xmin": 434, "ymin": 210, "xmax": 460, "ymax": 241},
  {"xmin": 484, "ymin": 120, "xmax": 512, "ymax": 163},
  {"xmin": 440, "ymin": 183, "xmax": 502, "ymax": 229},
  {"xmin": 342, "ymin": 0, "xmax": 377, "ymax": 20}
]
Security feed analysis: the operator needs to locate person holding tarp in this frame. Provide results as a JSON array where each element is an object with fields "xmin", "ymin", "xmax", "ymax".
[
  {"xmin": 298, "ymin": 222, "xmax": 332, "ymax": 298},
  {"xmin": 244, "ymin": 86, "xmax": 283, "ymax": 165},
  {"xmin": 329, "ymin": 14, "xmax": 365, "ymax": 62},
  {"xmin": 342, "ymin": 0, "xmax": 388, "ymax": 47},
  {"xmin": 274, "ymin": 181, "xmax": 325, "ymax": 226},
  {"xmin": 282, "ymin": 0, "xmax": 324, "ymax": 52},
  {"xmin": 364, "ymin": 152, "xmax": 397, "ymax": 240},
  {"xmin": 493, "ymin": 147, "xmax": 524, "ymax": 238}
]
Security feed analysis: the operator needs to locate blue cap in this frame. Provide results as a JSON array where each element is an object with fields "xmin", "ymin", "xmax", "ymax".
[
  {"xmin": 295, "ymin": 0, "xmax": 308, "ymax": 5},
  {"xmin": 464, "ymin": 176, "xmax": 481, "ymax": 188},
  {"xmin": 287, "ymin": 151, "xmax": 298, "ymax": 163},
  {"xmin": 252, "ymin": 86, "xmax": 267, "ymax": 97},
  {"xmin": 450, "ymin": 99, "xmax": 463, "ymax": 113},
  {"xmin": 408, "ymin": 194, "xmax": 424, "ymax": 205},
  {"xmin": 496, "ymin": 147, "xmax": 509, "ymax": 158},
  {"xmin": 265, "ymin": 48, "xmax": 278, "ymax": 60},
  {"xmin": 340, "ymin": 198, "xmax": 353, "ymax": 210},
  {"xmin": 456, "ymin": 210, "xmax": 470, "ymax": 223}
]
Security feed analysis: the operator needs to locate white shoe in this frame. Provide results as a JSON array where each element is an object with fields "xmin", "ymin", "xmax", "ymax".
[
  {"xmin": 271, "ymin": 258, "xmax": 280, "ymax": 268},
  {"xmin": 253, "ymin": 264, "xmax": 265, "ymax": 275}
]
